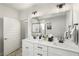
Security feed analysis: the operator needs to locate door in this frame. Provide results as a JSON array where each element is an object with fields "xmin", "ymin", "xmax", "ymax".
[
  {"xmin": 21, "ymin": 20, "xmax": 28, "ymax": 39},
  {"xmin": 3, "ymin": 17, "xmax": 20, "ymax": 56}
]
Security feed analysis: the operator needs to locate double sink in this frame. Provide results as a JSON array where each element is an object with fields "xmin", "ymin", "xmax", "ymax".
[{"xmin": 32, "ymin": 37, "xmax": 79, "ymax": 53}]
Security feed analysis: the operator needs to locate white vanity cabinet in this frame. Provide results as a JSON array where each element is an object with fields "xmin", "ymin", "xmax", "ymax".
[
  {"xmin": 48, "ymin": 47, "xmax": 79, "ymax": 56},
  {"xmin": 22, "ymin": 39, "xmax": 79, "ymax": 56},
  {"xmin": 22, "ymin": 40, "xmax": 47, "ymax": 56},
  {"xmin": 22, "ymin": 41, "xmax": 33, "ymax": 56}
]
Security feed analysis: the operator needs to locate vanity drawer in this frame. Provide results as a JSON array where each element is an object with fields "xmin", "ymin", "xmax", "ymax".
[
  {"xmin": 33, "ymin": 50, "xmax": 47, "ymax": 56},
  {"xmin": 33, "ymin": 43, "xmax": 47, "ymax": 52},
  {"xmin": 48, "ymin": 47, "xmax": 79, "ymax": 56}
]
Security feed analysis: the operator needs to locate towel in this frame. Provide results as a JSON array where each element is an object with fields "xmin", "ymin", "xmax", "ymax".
[{"xmin": 73, "ymin": 28, "xmax": 78, "ymax": 45}]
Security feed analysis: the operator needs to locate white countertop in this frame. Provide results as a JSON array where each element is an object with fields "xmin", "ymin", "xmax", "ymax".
[{"xmin": 23, "ymin": 38, "xmax": 79, "ymax": 53}]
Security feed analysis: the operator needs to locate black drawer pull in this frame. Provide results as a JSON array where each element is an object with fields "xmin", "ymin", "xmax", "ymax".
[
  {"xmin": 38, "ymin": 47, "xmax": 42, "ymax": 49},
  {"xmin": 37, "ymin": 53, "xmax": 42, "ymax": 56},
  {"xmin": 25, "ymin": 47, "xmax": 28, "ymax": 48}
]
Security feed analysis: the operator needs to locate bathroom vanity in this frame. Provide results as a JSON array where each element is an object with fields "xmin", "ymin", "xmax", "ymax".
[
  {"xmin": 22, "ymin": 4, "xmax": 79, "ymax": 56},
  {"xmin": 22, "ymin": 38, "xmax": 79, "ymax": 56}
]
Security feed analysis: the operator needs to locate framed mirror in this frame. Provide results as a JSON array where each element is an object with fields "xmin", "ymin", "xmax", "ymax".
[
  {"xmin": 46, "ymin": 23, "xmax": 52, "ymax": 30},
  {"xmin": 32, "ymin": 23, "xmax": 40, "ymax": 33}
]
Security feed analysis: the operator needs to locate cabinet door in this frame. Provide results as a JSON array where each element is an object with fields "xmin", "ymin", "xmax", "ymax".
[
  {"xmin": 48, "ymin": 47, "xmax": 79, "ymax": 56},
  {"xmin": 48, "ymin": 47, "xmax": 61, "ymax": 56},
  {"xmin": 22, "ymin": 41, "xmax": 33, "ymax": 56}
]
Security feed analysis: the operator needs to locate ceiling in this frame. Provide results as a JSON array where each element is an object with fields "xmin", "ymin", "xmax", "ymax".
[
  {"xmin": 1, "ymin": 3, "xmax": 34, "ymax": 10},
  {"xmin": 0, "ymin": 3, "xmax": 60, "ymax": 11}
]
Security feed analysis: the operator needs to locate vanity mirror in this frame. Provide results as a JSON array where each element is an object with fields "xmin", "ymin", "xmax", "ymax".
[{"xmin": 31, "ymin": 10, "xmax": 73, "ymax": 42}]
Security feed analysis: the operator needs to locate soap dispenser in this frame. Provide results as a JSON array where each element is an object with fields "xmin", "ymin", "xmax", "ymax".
[{"xmin": 48, "ymin": 34, "xmax": 54, "ymax": 42}]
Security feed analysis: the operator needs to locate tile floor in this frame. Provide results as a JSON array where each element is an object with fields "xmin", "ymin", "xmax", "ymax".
[
  {"xmin": 8, "ymin": 48, "xmax": 22, "ymax": 56},
  {"xmin": 0, "ymin": 52, "xmax": 3, "ymax": 56}
]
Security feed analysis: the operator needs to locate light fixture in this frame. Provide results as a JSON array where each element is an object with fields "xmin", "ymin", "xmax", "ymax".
[
  {"xmin": 32, "ymin": 11, "xmax": 37, "ymax": 15},
  {"xmin": 57, "ymin": 3, "xmax": 65, "ymax": 8}
]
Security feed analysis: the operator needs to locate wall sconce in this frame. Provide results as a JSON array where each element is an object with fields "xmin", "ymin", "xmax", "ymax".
[{"xmin": 32, "ymin": 11, "xmax": 37, "ymax": 15}]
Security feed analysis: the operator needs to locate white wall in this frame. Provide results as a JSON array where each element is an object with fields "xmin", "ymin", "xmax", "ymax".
[{"xmin": 0, "ymin": 5, "xmax": 19, "ymax": 19}]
